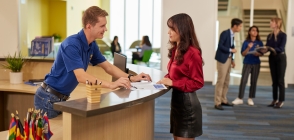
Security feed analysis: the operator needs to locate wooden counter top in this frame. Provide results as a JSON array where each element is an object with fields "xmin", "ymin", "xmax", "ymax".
[
  {"xmin": 54, "ymin": 87, "xmax": 169, "ymax": 117},
  {"xmin": 0, "ymin": 81, "xmax": 38, "ymax": 94}
]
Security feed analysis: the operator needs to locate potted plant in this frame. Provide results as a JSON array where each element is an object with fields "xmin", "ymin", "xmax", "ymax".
[
  {"xmin": 1, "ymin": 52, "xmax": 26, "ymax": 84},
  {"xmin": 53, "ymin": 33, "xmax": 61, "ymax": 43}
]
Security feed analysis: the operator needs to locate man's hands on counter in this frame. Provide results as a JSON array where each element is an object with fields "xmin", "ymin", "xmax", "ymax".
[
  {"xmin": 130, "ymin": 72, "xmax": 152, "ymax": 82},
  {"xmin": 109, "ymin": 73, "xmax": 152, "ymax": 90},
  {"xmin": 110, "ymin": 77, "xmax": 131, "ymax": 89}
]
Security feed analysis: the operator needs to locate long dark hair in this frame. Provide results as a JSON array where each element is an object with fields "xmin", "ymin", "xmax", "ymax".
[
  {"xmin": 246, "ymin": 26, "xmax": 261, "ymax": 41},
  {"xmin": 111, "ymin": 36, "xmax": 118, "ymax": 44},
  {"xmin": 141, "ymin": 36, "xmax": 152, "ymax": 47},
  {"xmin": 167, "ymin": 13, "xmax": 202, "ymax": 65}
]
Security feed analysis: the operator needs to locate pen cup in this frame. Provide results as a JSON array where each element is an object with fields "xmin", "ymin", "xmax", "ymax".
[{"xmin": 86, "ymin": 84, "xmax": 102, "ymax": 103}]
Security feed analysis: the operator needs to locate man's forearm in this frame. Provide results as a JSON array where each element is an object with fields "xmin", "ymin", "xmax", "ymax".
[
  {"xmin": 105, "ymin": 64, "xmax": 129, "ymax": 79},
  {"xmin": 74, "ymin": 69, "xmax": 112, "ymax": 88}
]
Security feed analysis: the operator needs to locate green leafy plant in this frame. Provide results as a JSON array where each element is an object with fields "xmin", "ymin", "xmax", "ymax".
[
  {"xmin": 1, "ymin": 52, "xmax": 26, "ymax": 72},
  {"xmin": 53, "ymin": 33, "xmax": 61, "ymax": 42}
]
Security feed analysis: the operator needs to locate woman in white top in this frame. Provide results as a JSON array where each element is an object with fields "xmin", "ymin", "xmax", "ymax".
[{"xmin": 132, "ymin": 36, "xmax": 152, "ymax": 64}]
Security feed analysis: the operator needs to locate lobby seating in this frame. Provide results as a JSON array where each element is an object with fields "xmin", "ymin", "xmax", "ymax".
[{"xmin": 134, "ymin": 50, "xmax": 153, "ymax": 67}]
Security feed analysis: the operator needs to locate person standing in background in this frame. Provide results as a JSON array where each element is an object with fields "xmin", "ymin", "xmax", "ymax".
[
  {"xmin": 157, "ymin": 13, "xmax": 204, "ymax": 140},
  {"xmin": 266, "ymin": 17, "xmax": 287, "ymax": 108},
  {"xmin": 110, "ymin": 36, "xmax": 122, "ymax": 57},
  {"xmin": 214, "ymin": 18, "xmax": 243, "ymax": 110},
  {"xmin": 232, "ymin": 26, "xmax": 263, "ymax": 106}
]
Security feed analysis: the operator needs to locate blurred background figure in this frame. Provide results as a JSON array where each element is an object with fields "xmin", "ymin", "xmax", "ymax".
[
  {"xmin": 132, "ymin": 35, "xmax": 152, "ymax": 64},
  {"xmin": 111, "ymin": 36, "xmax": 122, "ymax": 57},
  {"xmin": 266, "ymin": 17, "xmax": 287, "ymax": 108},
  {"xmin": 232, "ymin": 26, "xmax": 263, "ymax": 106}
]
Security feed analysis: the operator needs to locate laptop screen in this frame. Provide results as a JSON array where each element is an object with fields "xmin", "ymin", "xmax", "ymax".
[{"xmin": 113, "ymin": 53, "xmax": 127, "ymax": 81}]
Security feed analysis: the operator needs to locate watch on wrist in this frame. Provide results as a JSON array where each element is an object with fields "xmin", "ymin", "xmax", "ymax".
[{"xmin": 128, "ymin": 74, "xmax": 134, "ymax": 82}]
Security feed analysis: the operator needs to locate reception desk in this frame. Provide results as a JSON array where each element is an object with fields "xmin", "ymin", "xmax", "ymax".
[{"xmin": 0, "ymin": 59, "xmax": 169, "ymax": 140}]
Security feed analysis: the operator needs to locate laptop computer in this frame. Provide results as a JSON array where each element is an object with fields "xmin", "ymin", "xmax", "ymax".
[{"xmin": 113, "ymin": 52, "xmax": 127, "ymax": 81}]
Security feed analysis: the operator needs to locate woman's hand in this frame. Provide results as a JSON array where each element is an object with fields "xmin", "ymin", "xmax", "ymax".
[
  {"xmin": 157, "ymin": 78, "xmax": 173, "ymax": 86},
  {"xmin": 248, "ymin": 42, "xmax": 254, "ymax": 49},
  {"xmin": 254, "ymin": 52, "xmax": 262, "ymax": 56}
]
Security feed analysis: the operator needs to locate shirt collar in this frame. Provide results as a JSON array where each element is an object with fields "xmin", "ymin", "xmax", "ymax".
[
  {"xmin": 78, "ymin": 29, "xmax": 92, "ymax": 51},
  {"xmin": 230, "ymin": 28, "xmax": 234, "ymax": 37}
]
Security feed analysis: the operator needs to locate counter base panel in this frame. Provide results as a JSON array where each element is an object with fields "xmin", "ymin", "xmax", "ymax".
[
  {"xmin": 63, "ymin": 100, "xmax": 155, "ymax": 140},
  {"xmin": 0, "ymin": 91, "xmax": 34, "ymax": 131}
]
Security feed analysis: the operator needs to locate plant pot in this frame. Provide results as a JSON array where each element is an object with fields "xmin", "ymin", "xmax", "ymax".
[{"xmin": 10, "ymin": 72, "xmax": 23, "ymax": 84}]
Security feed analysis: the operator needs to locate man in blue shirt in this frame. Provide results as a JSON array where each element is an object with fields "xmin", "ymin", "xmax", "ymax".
[{"xmin": 34, "ymin": 6, "xmax": 152, "ymax": 119}]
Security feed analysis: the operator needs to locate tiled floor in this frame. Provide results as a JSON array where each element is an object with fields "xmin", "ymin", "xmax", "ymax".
[{"xmin": 154, "ymin": 84, "xmax": 294, "ymax": 140}]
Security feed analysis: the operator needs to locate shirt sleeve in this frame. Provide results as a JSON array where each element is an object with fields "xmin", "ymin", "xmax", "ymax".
[
  {"xmin": 164, "ymin": 73, "xmax": 170, "ymax": 78},
  {"xmin": 259, "ymin": 41, "xmax": 264, "ymax": 47},
  {"xmin": 90, "ymin": 43, "xmax": 106, "ymax": 66},
  {"xmin": 164, "ymin": 56, "xmax": 172, "ymax": 78},
  {"xmin": 265, "ymin": 34, "xmax": 270, "ymax": 46},
  {"xmin": 111, "ymin": 43, "xmax": 115, "ymax": 56},
  {"xmin": 241, "ymin": 41, "xmax": 247, "ymax": 54},
  {"xmin": 172, "ymin": 52, "xmax": 204, "ymax": 92},
  {"xmin": 276, "ymin": 33, "xmax": 287, "ymax": 53},
  {"xmin": 60, "ymin": 45, "xmax": 84, "ymax": 72},
  {"xmin": 218, "ymin": 31, "xmax": 230, "ymax": 53},
  {"xmin": 140, "ymin": 45, "xmax": 148, "ymax": 57}
]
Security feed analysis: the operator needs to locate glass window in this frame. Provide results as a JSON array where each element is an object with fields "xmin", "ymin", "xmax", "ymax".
[
  {"xmin": 110, "ymin": 0, "xmax": 125, "ymax": 51},
  {"xmin": 153, "ymin": 0, "xmax": 161, "ymax": 48},
  {"xmin": 125, "ymin": 0, "xmax": 139, "ymax": 51},
  {"xmin": 139, "ymin": 0, "xmax": 153, "ymax": 43},
  {"xmin": 110, "ymin": 0, "xmax": 161, "ymax": 50}
]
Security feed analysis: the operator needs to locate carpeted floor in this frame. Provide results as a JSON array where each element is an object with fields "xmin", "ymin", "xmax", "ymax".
[{"xmin": 154, "ymin": 84, "xmax": 294, "ymax": 140}]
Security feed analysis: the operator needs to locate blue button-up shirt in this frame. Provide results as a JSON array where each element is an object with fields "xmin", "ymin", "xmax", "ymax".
[
  {"xmin": 44, "ymin": 29, "xmax": 106, "ymax": 96},
  {"xmin": 241, "ymin": 40, "xmax": 264, "ymax": 64}
]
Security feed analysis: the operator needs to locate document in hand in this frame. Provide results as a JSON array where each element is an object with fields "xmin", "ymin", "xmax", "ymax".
[
  {"xmin": 130, "ymin": 82, "xmax": 167, "ymax": 90},
  {"xmin": 247, "ymin": 46, "xmax": 276, "ymax": 55}
]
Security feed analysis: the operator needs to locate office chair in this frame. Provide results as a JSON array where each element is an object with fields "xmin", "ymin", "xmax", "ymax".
[{"xmin": 134, "ymin": 50, "xmax": 153, "ymax": 67}]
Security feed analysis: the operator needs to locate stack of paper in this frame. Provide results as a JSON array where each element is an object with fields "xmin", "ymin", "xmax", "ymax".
[{"xmin": 130, "ymin": 82, "xmax": 167, "ymax": 91}]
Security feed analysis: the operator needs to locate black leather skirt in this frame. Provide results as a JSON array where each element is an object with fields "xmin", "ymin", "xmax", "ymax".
[{"xmin": 170, "ymin": 89, "xmax": 203, "ymax": 138}]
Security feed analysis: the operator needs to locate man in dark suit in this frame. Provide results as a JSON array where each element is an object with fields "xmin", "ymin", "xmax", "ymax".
[{"xmin": 214, "ymin": 18, "xmax": 243, "ymax": 110}]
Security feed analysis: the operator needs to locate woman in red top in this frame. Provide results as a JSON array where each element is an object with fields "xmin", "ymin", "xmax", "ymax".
[{"xmin": 157, "ymin": 13, "xmax": 204, "ymax": 140}]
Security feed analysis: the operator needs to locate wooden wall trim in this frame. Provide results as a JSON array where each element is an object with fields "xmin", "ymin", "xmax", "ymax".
[{"xmin": 0, "ymin": 92, "xmax": 4, "ymax": 131}]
